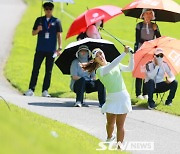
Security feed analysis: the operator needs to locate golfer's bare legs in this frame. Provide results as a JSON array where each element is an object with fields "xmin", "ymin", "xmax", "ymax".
[
  {"xmin": 106, "ymin": 113, "xmax": 116, "ymax": 139},
  {"xmin": 116, "ymin": 113, "xmax": 127, "ymax": 143}
]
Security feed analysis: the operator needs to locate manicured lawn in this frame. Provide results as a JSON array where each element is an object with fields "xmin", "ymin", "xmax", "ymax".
[
  {"xmin": 0, "ymin": 101, "xmax": 127, "ymax": 154},
  {"xmin": 5, "ymin": 0, "xmax": 180, "ymax": 115}
]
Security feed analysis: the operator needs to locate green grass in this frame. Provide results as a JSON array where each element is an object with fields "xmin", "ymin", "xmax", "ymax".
[
  {"xmin": 0, "ymin": 101, "xmax": 127, "ymax": 154},
  {"xmin": 5, "ymin": 0, "xmax": 180, "ymax": 115}
]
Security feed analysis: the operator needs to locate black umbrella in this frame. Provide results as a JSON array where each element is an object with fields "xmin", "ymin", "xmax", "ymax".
[{"xmin": 55, "ymin": 38, "xmax": 120, "ymax": 74}]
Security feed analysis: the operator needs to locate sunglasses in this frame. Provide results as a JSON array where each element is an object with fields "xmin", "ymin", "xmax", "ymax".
[
  {"xmin": 45, "ymin": 7, "xmax": 53, "ymax": 10},
  {"xmin": 155, "ymin": 54, "xmax": 164, "ymax": 58}
]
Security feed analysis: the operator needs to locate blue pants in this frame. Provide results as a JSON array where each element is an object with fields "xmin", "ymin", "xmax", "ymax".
[
  {"xmin": 145, "ymin": 79, "xmax": 178, "ymax": 107},
  {"xmin": 73, "ymin": 77, "xmax": 106, "ymax": 106}
]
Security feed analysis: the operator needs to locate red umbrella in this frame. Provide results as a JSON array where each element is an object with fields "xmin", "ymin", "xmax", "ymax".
[
  {"xmin": 66, "ymin": 5, "xmax": 123, "ymax": 39},
  {"xmin": 133, "ymin": 36, "xmax": 180, "ymax": 79},
  {"xmin": 122, "ymin": 0, "xmax": 180, "ymax": 22}
]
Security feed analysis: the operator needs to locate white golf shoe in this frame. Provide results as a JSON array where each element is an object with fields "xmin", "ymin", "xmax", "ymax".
[{"xmin": 24, "ymin": 89, "xmax": 34, "ymax": 96}]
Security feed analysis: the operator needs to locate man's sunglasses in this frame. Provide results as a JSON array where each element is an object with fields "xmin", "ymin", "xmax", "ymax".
[
  {"xmin": 45, "ymin": 7, "xmax": 53, "ymax": 10},
  {"xmin": 155, "ymin": 54, "xmax": 164, "ymax": 58}
]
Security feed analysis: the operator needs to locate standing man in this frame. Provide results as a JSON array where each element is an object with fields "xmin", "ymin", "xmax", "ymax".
[{"xmin": 24, "ymin": 2, "xmax": 63, "ymax": 97}]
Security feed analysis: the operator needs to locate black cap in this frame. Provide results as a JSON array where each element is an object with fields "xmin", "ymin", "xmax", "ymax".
[{"xmin": 43, "ymin": 2, "xmax": 54, "ymax": 9}]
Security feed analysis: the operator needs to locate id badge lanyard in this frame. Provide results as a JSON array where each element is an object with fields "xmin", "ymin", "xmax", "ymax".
[
  {"xmin": 44, "ymin": 18, "xmax": 52, "ymax": 39},
  {"xmin": 155, "ymin": 67, "xmax": 160, "ymax": 88}
]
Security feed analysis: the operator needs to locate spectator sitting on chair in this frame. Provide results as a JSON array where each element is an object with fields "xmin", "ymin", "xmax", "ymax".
[
  {"xmin": 70, "ymin": 45, "xmax": 106, "ymax": 107},
  {"xmin": 145, "ymin": 48, "xmax": 178, "ymax": 110}
]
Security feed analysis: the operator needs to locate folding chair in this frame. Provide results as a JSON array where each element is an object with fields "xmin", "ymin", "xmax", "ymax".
[{"xmin": 156, "ymin": 92, "xmax": 166, "ymax": 104}]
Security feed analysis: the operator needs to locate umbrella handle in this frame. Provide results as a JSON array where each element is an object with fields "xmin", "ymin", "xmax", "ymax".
[
  {"xmin": 40, "ymin": 0, "xmax": 44, "ymax": 25},
  {"xmin": 101, "ymin": 28, "xmax": 135, "ymax": 54}
]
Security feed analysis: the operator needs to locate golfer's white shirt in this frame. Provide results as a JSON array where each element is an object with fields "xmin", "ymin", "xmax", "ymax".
[{"xmin": 145, "ymin": 61, "xmax": 175, "ymax": 83}]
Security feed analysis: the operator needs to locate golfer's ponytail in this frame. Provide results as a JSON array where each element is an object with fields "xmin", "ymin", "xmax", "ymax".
[{"xmin": 81, "ymin": 60, "xmax": 99, "ymax": 73}]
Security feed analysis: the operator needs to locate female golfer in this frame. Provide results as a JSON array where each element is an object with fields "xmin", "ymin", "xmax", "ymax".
[{"xmin": 82, "ymin": 46, "xmax": 134, "ymax": 147}]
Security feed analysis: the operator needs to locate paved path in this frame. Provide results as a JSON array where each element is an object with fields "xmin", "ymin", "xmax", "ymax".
[{"xmin": 0, "ymin": 1, "xmax": 180, "ymax": 154}]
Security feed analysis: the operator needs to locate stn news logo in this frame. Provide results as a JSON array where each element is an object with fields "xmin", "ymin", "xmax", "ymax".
[{"xmin": 96, "ymin": 141, "xmax": 154, "ymax": 151}]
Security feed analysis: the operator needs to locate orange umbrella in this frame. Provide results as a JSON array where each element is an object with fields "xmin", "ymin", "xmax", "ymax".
[
  {"xmin": 122, "ymin": 0, "xmax": 180, "ymax": 22},
  {"xmin": 133, "ymin": 36, "xmax": 180, "ymax": 79}
]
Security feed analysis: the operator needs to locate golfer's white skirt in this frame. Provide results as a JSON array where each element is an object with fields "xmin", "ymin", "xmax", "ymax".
[{"xmin": 101, "ymin": 90, "xmax": 132, "ymax": 114}]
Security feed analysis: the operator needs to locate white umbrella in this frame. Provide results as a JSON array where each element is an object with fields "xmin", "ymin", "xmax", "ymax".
[
  {"xmin": 41, "ymin": 0, "xmax": 74, "ymax": 17},
  {"xmin": 53, "ymin": 0, "xmax": 74, "ymax": 3},
  {"xmin": 42, "ymin": 0, "xmax": 74, "ymax": 3}
]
